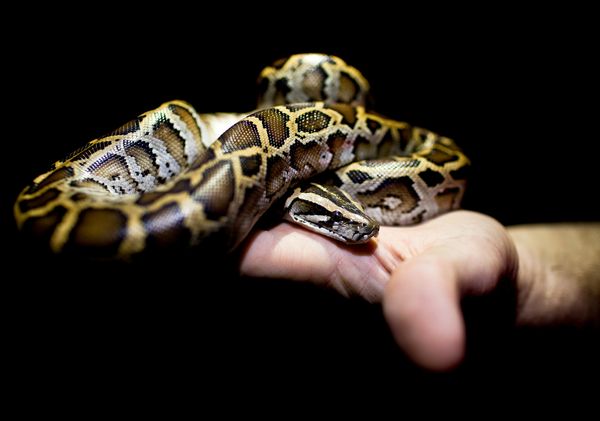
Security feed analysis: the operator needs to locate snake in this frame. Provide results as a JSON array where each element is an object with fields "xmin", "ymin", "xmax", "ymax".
[{"xmin": 14, "ymin": 54, "xmax": 469, "ymax": 259}]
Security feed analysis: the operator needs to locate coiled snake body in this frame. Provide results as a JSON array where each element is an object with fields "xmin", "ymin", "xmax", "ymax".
[{"xmin": 14, "ymin": 54, "xmax": 469, "ymax": 259}]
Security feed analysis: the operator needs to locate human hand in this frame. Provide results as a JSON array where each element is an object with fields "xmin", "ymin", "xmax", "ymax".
[
  {"xmin": 239, "ymin": 210, "xmax": 599, "ymax": 371},
  {"xmin": 239, "ymin": 210, "xmax": 515, "ymax": 370}
]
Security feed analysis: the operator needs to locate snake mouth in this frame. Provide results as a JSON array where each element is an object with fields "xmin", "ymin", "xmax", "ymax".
[{"xmin": 349, "ymin": 224, "xmax": 379, "ymax": 244}]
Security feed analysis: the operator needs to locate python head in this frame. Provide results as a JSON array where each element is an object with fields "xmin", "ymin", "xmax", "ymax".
[{"xmin": 283, "ymin": 183, "xmax": 379, "ymax": 244}]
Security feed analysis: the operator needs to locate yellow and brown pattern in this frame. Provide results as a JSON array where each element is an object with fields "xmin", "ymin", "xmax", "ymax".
[{"xmin": 14, "ymin": 54, "xmax": 469, "ymax": 259}]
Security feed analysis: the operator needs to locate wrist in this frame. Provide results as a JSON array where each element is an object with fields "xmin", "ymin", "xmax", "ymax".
[{"xmin": 508, "ymin": 224, "xmax": 599, "ymax": 325}]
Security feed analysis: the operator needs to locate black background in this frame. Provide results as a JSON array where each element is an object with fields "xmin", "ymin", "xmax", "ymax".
[{"xmin": 3, "ymin": 8, "xmax": 599, "ymax": 403}]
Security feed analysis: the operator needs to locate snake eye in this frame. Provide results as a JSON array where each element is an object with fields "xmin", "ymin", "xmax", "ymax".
[{"xmin": 331, "ymin": 210, "xmax": 343, "ymax": 221}]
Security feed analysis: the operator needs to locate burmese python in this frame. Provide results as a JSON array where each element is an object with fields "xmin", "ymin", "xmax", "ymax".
[{"xmin": 14, "ymin": 54, "xmax": 469, "ymax": 259}]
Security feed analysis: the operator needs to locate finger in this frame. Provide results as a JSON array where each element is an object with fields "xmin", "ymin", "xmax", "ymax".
[
  {"xmin": 239, "ymin": 223, "xmax": 337, "ymax": 284},
  {"xmin": 240, "ymin": 223, "xmax": 390, "ymax": 300},
  {"xmin": 383, "ymin": 249, "xmax": 464, "ymax": 371}
]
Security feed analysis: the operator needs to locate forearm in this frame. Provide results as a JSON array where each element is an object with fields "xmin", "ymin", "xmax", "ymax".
[{"xmin": 508, "ymin": 223, "xmax": 600, "ymax": 325}]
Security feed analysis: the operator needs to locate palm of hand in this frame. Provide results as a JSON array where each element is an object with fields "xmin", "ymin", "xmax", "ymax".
[{"xmin": 240, "ymin": 210, "xmax": 518, "ymax": 370}]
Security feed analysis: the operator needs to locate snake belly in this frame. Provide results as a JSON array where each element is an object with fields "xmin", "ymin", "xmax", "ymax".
[{"xmin": 14, "ymin": 54, "xmax": 469, "ymax": 259}]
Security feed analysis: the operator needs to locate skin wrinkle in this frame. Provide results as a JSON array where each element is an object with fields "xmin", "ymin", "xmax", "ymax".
[
  {"xmin": 436, "ymin": 235, "xmax": 491, "ymax": 295},
  {"xmin": 372, "ymin": 240, "xmax": 398, "ymax": 274},
  {"xmin": 331, "ymin": 248, "xmax": 354, "ymax": 298},
  {"xmin": 349, "ymin": 240, "xmax": 389, "ymax": 300},
  {"xmin": 322, "ymin": 246, "xmax": 346, "ymax": 296},
  {"xmin": 511, "ymin": 240, "xmax": 540, "ymax": 323},
  {"xmin": 370, "ymin": 265, "xmax": 392, "ymax": 300},
  {"xmin": 330, "ymin": 239, "xmax": 381, "ymax": 300},
  {"xmin": 425, "ymin": 215, "xmax": 516, "ymax": 296},
  {"xmin": 349, "ymin": 250, "xmax": 381, "ymax": 301}
]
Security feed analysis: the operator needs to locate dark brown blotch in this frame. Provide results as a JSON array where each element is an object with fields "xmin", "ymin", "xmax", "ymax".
[
  {"xmin": 240, "ymin": 154, "xmax": 263, "ymax": 178},
  {"xmin": 220, "ymin": 120, "xmax": 262, "ymax": 153},
  {"xmin": 418, "ymin": 168, "xmax": 445, "ymax": 187},
  {"xmin": 378, "ymin": 128, "xmax": 409, "ymax": 158},
  {"xmin": 136, "ymin": 178, "xmax": 191, "ymax": 206},
  {"xmin": 20, "ymin": 205, "xmax": 67, "ymax": 248},
  {"xmin": 366, "ymin": 118, "xmax": 382, "ymax": 133},
  {"xmin": 326, "ymin": 130, "xmax": 350, "ymax": 167},
  {"xmin": 125, "ymin": 140, "xmax": 160, "ymax": 176},
  {"xmin": 271, "ymin": 78, "xmax": 291, "ymax": 105},
  {"xmin": 18, "ymin": 188, "xmax": 61, "ymax": 213},
  {"xmin": 326, "ymin": 130, "xmax": 347, "ymax": 151},
  {"xmin": 327, "ymin": 103, "xmax": 357, "ymax": 126},
  {"xmin": 67, "ymin": 208, "xmax": 127, "ymax": 256},
  {"xmin": 265, "ymin": 155, "xmax": 291, "ymax": 197},
  {"xmin": 353, "ymin": 135, "xmax": 376, "ymax": 160},
  {"xmin": 189, "ymin": 148, "xmax": 216, "ymax": 171},
  {"xmin": 229, "ymin": 184, "xmax": 267, "ymax": 248},
  {"xmin": 142, "ymin": 202, "xmax": 192, "ymax": 251},
  {"xmin": 192, "ymin": 160, "xmax": 235, "ymax": 220},
  {"xmin": 358, "ymin": 176, "xmax": 420, "ymax": 213},
  {"xmin": 255, "ymin": 108, "xmax": 290, "ymax": 148},
  {"xmin": 449, "ymin": 164, "xmax": 470, "ymax": 181},
  {"xmin": 152, "ymin": 118, "xmax": 188, "ymax": 165},
  {"xmin": 70, "ymin": 192, "xmax": 89, "ymax": 202},
  {"xmin": 435, "ymin": 187, "xmax": 462, "ymax": 212},
  {"xmin": 337, "ymin": 72, "xmax": 360, "ymax": 103},
  {"xmin": 420, "ymin": 147, "xmax": 459, "ymax": 166},
  {"xmin": 88, "ymin": 154, "xmax": 129, "ymax": 179},
  {"xmin": 296, "ymin": 110, "xmax": 331, "ymax": 133},
  {"xmin": 289, "ymin": 140, "xmax": 327, "ymax": 176}
]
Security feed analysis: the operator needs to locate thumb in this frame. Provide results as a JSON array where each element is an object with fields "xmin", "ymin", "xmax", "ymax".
[{"xmin": 383, "ymin": 248, "xmax": 464, "ymax": 371}]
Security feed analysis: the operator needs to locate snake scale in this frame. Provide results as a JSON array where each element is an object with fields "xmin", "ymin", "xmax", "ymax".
[{"xmin": 14, "ymin": 54, "xmax": 469, "ymax": 259}]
